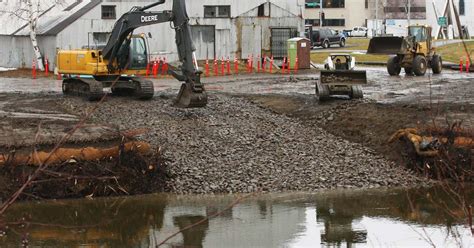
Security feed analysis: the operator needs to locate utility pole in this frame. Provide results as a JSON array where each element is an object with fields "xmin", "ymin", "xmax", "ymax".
[
  {"xmin": 407, "ymin": 0, "xmax": 411, "ymax": 26},
  {"xmin": 320, "ymin": 0, "xmax": 323, "ymax": 27},
  {"xmin": 375, "ymin": 0, "xmax": 378, "ymax": 36}
]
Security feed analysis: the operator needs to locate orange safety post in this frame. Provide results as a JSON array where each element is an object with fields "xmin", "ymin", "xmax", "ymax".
[
  {"xmin": 250, "ymin": 54, "xmax": 254, "ymax": 73},
  {"xmin": 226, "ymin": 56, "xmax": 231, "ymax": 75},
  {"xmin": 44, "ymin": 57, "xmax": 49, "ymax": 76},
  {"xmin": 460, "ymin": 57, "xmax": 464, "ymax": 73},
  {"xmin": 262, "ymin": 56, "xmax": 267, "ymax": 73},
  {"xmin": 32, "ymin": 59, "xmax": 36, "ymax": 79},
  {"xmin": 161, "ymin": 57, "xmax": 168, "ymax": 75},
  {"xmin": 281, "ymin": 57, "xmax": 286, "ymax": 74},
  {"xmin": 287, "ymin": 57, "xmax": 291, "ymax": 74},
  {"xmin": 205, "ymin": 58, "xmax": 210, "ymax": 77},
  {"xmin": 221, "ymin": 57, "xmax": 225, "ymax": 75},
  {"xmin": 257, "ymin": 55, "xmax": 261, "ymax": 73},
  {"xmin": 153, "ymin": 60, "xmax": 158, "ymax": 78},
  {"xmin": 247, "ymin": 55, "xmax": 250, "ymax": 73},
  {"xmin": 234, "ymin": 56, "xmax": 239, "ymax": 74},
  {"xmin": 145, "ymin": 61, "xmax": 150, "ymax": 77},
  {"xmin": 466, "ymin": 57, "xmax": 470, "ymax": 73},
  {"xmin": 295, "ymin": 56, "xmax": 299, "ymax": 73},
  {"xmin": 270, "ymin": 56, "xmax": 273, "ymax": 73},
  {"xmin": 214, "ymin": 58, "xmax": 218, "ymax": 76}
]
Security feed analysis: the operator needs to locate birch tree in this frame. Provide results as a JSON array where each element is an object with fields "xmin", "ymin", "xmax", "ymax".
[{"xmin": 1, "ymin": 0, "xmax": 65, "ymax": 70}]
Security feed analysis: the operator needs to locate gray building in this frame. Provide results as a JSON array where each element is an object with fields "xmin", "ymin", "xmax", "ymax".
[{"xmin": 0, "ymin": 0, "xmax": 305, "ymax": 70}]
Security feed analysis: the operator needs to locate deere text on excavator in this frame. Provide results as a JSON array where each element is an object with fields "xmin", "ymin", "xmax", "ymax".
[{"xmin": 57, "ymin": 0, "xmax": 207, "ymax": 108}]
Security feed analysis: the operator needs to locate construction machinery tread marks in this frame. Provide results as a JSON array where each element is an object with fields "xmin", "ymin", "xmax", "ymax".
[
  {"xmin": 62, "ymin": 78, "xmax": 104, "ymax": 101},
  {"xmin": 387, "ymin": 56, "xmax": 401, "ymax": 76},
  {"xmin": 413, "ymin": 55, "xmax": 427, "ymax": 76}
]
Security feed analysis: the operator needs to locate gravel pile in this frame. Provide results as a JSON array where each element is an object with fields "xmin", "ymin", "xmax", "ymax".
[{"xmin": 62, "ymin": 94, "xmax": 425, "ymax": 194}]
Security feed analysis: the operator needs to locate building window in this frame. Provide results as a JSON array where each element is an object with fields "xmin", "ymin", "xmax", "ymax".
[
  {"xmin": 323, "ymin": 18, "xmax": 345, "ymax": 26},
  {"xmin": 459, "ymin": 0, "xmax": 465, "ymax": 15},
  {"xmin": 305, "ymin": 19, "xmax": 320, "ymax": 26},
  {"xmin": 324, "ymin": 0, "xmax": 345, "ymax": 8},
  {"xmin": 365, "ymin": 0, "xmax": 368, "ymax": 9},
  {"xmin": 101, "ymin": 5, "xmax": 116, "ymax": 19},
  {"xmin": 204, "ymin": 6, "xmax": 230, "ymax": 18}
]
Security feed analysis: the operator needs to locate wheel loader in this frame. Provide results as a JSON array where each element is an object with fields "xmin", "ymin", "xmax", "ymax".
[
  {"xmin": 317, "ymin": 54, "xmax": 367, "ymax": 101},
  {"xmin": 57, "ymin": 0, "xmax": 207, "ymax": 108},
  {"xmin": 367, "ymin": 25, "xmax": 442, "ymax": 76}
]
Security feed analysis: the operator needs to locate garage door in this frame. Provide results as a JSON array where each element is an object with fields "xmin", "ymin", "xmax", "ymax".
[
  {"xmin": 190, "ymin": 25, "xmax": 215, "ymax": 60},
  {"xmin": 271, "ymin": 28, "xmax": 297, "ymax": 58}
]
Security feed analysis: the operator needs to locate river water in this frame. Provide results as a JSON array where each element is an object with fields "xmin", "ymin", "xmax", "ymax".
[{"xmin": 1, "ymin": 187, "xmax": 472, "ymax": 247}]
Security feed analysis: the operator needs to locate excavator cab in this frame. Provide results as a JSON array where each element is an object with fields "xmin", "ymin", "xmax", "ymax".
[{"xmin": 129, "ymin": 36, "xmax": 148, "ymax": 70}]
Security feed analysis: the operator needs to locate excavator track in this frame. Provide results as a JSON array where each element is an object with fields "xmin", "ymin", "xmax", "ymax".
[
  {"xmin": 62, "ymin": 78, "xmax": 104, "ymax": 101},
  {"xmin": 133, "ymin": 78, "xmax": 154, "ymax": 100}
]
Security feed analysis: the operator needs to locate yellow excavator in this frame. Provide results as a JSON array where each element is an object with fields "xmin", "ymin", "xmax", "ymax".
[
  {"xmin": 57, "ymin": 0, "xmax": 207, "ymax": 108},
  {"xmin": 367, "ymin": 25, "xmax": 443, "ymax": 76}
]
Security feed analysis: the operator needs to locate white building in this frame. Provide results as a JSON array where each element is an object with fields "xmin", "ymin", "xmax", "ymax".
[
  {"xmin": 367, "ymin": 0, "xmax": 473, "ymax": 38},
  {"xmin": 0, "ymin": 0, "xmax": 305, "ymax": 69},
  {"xmin": 303, "ymin": 0, "xmax": 371, "ymax": 30}
]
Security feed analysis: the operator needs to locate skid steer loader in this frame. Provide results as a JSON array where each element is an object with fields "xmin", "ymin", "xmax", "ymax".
[
  {"xmin": 367, "ymin": 25, "xmax": 442, "ymax": 76},
  {"xmin": 317, "ymin": 54, "xmax": 367, "ymax": 101}
]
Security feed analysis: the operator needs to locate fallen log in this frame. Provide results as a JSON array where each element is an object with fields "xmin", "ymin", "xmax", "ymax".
[
  {"xmin": 0, "ymin": 141, "xmax": 151, "ymax": 166},
  {"xmin": 388, "ymin": 128, "xmax": 473, "ymax": 157}
]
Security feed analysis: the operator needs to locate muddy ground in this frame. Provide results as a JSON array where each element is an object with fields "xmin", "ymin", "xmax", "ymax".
[{"xmin": 0, "ymin": 67, "xmax": 472, "ymax": 200}]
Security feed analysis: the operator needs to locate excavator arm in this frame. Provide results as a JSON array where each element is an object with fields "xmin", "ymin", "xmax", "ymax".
[{"xmin": 102, "ymin": 0, "xmax": 207, "ymax": 108}]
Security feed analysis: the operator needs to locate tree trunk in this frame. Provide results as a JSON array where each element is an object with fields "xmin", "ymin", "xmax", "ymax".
[{"xmin": 28, "ymin": 0, "xmax": 45, "ymax": 71}]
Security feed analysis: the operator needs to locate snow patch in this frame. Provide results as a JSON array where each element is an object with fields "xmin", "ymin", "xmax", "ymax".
[{"xmin": 0, "ymin": 67, "xmax": 17, "ymax": 72}]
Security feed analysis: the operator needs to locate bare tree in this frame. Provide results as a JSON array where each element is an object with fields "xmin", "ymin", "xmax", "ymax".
[{"xmin": 0, "ymin": 0, "xmax": 65, "ymax": 71}]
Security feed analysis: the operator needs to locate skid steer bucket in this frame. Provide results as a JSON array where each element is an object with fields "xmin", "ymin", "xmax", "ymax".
[
  {"xmin": 320, "ymin": 70, "xmax": 368, "ymax": 85},
  {"xmin": 367, "ymin": 37, "xmax": 406, "ymax": 55}
]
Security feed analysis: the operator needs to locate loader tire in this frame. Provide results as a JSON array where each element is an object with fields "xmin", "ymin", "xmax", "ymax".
[
  {"xmin": 431, "ymin": 55, "xmax": 442, "ymax": 74},
  {"xmin": 413, "ymin": 55, "xmax": 427, "ymax": 76},
  {"xmin": 404, "ymin": 67, "xmax": 413, "ymax": 75},
  {"xmin": 387, "ymin": 56, "xmax": 401, "ymax": 76}
]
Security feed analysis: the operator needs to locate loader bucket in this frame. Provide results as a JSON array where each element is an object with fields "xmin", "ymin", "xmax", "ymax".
[
  {"xmin": 367, "ymin": 36, "xmax": 406, "ymax": 55},
  {"xmin": 320, "ymin": 70, "xmax": 367, "ymax": 85}
]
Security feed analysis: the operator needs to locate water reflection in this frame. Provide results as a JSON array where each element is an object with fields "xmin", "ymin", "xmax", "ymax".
[{"xmin": 1, "ymin": 187, "xmax": 472, "ymax": 247}]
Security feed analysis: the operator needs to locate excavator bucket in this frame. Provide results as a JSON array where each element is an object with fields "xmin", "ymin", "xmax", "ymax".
[
  {"xmin": 320, "ymin": 70, "xmax": 367, "ymax": 85},
  {"xmin": 175, "ymin": 82, "xmax": 208, "ymax": 108},
  {"xmin": 367, "ymin": 36, "xmax": 406, "ymax": 55}
]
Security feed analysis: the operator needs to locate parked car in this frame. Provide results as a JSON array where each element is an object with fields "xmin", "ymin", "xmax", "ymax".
[
  {"xmin": 306, "ymin": 27, "xmax": 346, "ymax": 49},
  {"xmin": 351, "ymin": 27, "xmax": 368, "ymax": 37}
]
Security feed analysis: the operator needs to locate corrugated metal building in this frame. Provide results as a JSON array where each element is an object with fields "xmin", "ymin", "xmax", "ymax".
[{"xmin": 0, "ymin": 0, "xmax": 305, "ymax": 70}]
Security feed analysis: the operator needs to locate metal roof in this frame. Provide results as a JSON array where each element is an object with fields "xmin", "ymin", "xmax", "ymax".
[{"xmin": 2, "ymin": 0, "xmax": 101, "ymax": 36}]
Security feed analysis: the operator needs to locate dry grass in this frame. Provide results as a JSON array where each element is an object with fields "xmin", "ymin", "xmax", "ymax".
[{"xmin": 435, "ymin": 41, "xmax": 474, "ymax": 63}]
